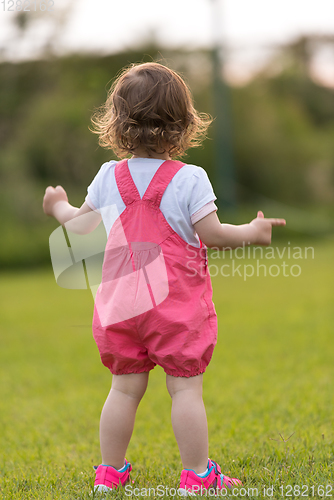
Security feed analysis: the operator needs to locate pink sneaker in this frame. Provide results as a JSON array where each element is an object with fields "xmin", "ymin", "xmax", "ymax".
[
  {"xmin": 93, "ymin": 460, "xmax": 132, "ymax": 493},
  {"xmin": 179, "ymin": 459, "xmax": 242, "ymax": 496}
]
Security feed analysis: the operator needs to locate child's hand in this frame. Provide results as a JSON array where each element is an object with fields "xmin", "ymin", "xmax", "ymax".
[
  {"xmin": 43, "ymin": 185, "xmax": 68, "ymax": 217},
  {"xmin": 249, "ymin": 211, "xmax": 286, "ymax": 246}
]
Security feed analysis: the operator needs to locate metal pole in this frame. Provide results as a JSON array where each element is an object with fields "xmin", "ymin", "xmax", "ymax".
[{"xmin": 210, "ymin": 0, "xmax": 236, "ymax": 211}]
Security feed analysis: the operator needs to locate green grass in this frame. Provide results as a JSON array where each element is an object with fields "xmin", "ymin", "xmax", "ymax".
[{"xmin": 0, "ymin": 239, "xmax": 333, "ymax": 498}]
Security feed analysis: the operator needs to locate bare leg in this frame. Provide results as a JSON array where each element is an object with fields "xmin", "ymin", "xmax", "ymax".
[
  {"xmin": 166, "ymin": 374, "xmax": 208, "ymax": 474},
  {"xmin": 100, "ymin": 372, "xmax": 149, "ymax": 469}
]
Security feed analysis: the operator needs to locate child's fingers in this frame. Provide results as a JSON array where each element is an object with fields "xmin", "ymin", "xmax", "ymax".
[
  {"xmin": 256, "ymin": 210, "xmax": 286, "ymax": 226},
  {"xmin": 44, "ymin": 185, "xmax": 67, "ymax": 199},
  {"xmin": 44, "ymin": 185, "xmax": 65, "ymax": 192},
  {"xmin": 266, "ymin": 218, "xmax": 286, "ymax": 226}
]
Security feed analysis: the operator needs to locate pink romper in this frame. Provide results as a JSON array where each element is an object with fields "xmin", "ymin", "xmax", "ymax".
[{"xmin": 92, "ymin": 159, "xmax": 217, "ymax": 377}]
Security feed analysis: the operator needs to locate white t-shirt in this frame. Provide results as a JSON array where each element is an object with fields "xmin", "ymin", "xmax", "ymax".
[{"xmin": 86, "ymin": 158, "xmax": 217, "ymax": 247}]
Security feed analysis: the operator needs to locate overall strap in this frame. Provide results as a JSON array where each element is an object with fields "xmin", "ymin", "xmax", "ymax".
[
  {"xmin": 115, "ymin": 159, "xmax": 141, "ymax": 206},
  {"xmin": 142, "ymin": 160, "xmax": 185, "ymax": 206}
]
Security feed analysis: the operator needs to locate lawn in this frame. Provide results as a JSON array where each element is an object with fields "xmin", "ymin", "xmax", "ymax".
[{"xmin": 0, "ymin": 239, "xmax": 333, "ymax": 499}]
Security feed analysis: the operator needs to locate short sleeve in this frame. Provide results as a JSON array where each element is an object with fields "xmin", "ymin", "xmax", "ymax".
[
  {"xmin": 86, "ymin": 162, "xmax": 112, "ymax": 213},
  {"xmin": 191, "ymin": 201, "xmax": 218, "ymax": 224},
  {"xmin": 85, "ymin": 194, "xmax": 97, "ymax": 211},
  {"xmin": 188, "ymin": 167, "xmax": 217, "ymax": 217}
]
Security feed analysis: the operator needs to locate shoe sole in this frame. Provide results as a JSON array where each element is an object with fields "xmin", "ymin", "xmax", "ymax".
[{"xmin": 93, "ymin": 484, "xmax": 113, "ymax": 493}]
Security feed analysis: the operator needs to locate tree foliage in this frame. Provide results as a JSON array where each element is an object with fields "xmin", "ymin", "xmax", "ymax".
[{"xmin": 0, "ymin": 39, "xmax": 333, "ymax": 266}]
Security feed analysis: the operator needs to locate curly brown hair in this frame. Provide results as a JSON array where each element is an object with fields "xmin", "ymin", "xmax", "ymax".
[{"xmin": 90, "ymin": 62, "xmax": 212, "ymax": 158}]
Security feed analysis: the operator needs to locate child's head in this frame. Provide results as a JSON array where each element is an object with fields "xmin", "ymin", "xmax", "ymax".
[{"xmin": 91, "ymin": 62, "xmax": 212, "ymax": 158}]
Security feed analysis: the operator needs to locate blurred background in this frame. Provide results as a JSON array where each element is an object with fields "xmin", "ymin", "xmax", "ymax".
[{"xmin": 0, "ymin": 0, "xmax": 334, "ymax": 268}]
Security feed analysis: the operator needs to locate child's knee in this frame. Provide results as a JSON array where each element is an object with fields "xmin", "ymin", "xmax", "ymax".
[
  {"xmin": 112, "ymin": 372, "xmax": 149, "ymax": 400},
  {"xmin": 166, "ymin": 373, "xmax": 203, "ymax": 398}
]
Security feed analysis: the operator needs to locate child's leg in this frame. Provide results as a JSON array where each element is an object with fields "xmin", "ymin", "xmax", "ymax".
[
  {"xmin": 100, "ymin": 372, "xmax": 149, "ymax": 469},
  {"xmin": 166, "ymin": 374, "xmax": 208, "ymax": 474}
]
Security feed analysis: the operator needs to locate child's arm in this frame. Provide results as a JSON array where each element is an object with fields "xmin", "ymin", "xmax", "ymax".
[
  {"xmin": 194, "ymin": 210, "xmax": 286, "ymax": 250},
  {"xmin": 43, "ymin": 185, "xmax": 102, "ymax": 235}
]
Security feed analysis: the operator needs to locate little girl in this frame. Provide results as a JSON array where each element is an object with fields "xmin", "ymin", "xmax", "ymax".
[{"xmin": 43, "ymin": 62, "xmax": 286, "ymax": 495}]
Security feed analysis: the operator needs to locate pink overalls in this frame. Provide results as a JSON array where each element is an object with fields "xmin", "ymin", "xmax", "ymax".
[{"xmin": 92, "ymin": 159, "xmax": 217, "ymax": 377}]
